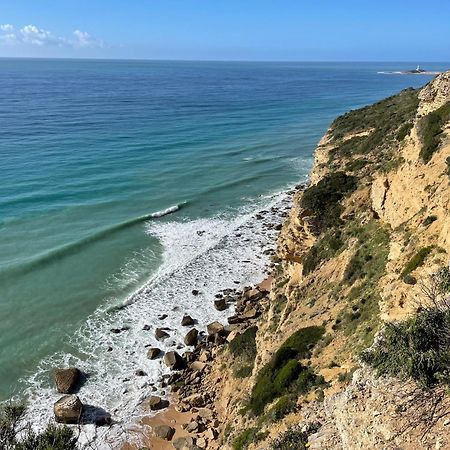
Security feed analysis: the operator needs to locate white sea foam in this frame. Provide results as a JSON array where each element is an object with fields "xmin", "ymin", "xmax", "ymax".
[
  {"xmin": 149, "ymin": 204, "xmax": 182, "ymax": 218},
  {"xmin": 21, "ymin": 189, "xmax": 294, "ymax": 448}
]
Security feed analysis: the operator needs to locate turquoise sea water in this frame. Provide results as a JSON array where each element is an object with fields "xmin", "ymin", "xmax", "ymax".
[{"xmin": 0, "ymin": 60, "xmax": 447, "ymax": 413}]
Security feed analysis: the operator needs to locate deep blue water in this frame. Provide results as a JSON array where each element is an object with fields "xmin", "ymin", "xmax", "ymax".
[{"xmin": 0, "ymin": 59, "xmax": 447, "ymax": 402}]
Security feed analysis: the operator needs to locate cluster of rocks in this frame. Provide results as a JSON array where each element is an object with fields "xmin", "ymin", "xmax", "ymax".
[
  {"xmin": 52, "ymin": 367, "xmax": 112, "ymax": 426},
  {"xmin": 148, "ymin": 285, "xmax": 269, "ymax": 449}
]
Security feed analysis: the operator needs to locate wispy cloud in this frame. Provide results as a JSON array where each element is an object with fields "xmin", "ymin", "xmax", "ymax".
[{"xmin": 0, "ymin": 24, "xmax": 106, "ymax": 49}]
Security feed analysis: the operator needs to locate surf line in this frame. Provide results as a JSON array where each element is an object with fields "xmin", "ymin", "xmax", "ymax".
[{"xmin": 0, "ymin": 203, "xmax": 187, "ymax": 280}]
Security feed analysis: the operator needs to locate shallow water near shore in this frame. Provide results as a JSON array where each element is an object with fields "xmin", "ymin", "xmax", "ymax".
[{"xmin": 1, "ymin": 60, "xmax": 448, "ymax": 427}]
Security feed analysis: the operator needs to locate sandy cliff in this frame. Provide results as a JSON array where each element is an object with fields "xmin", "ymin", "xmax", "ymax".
[{"xmin": 150, "ymin": 72, "xmax": 450, "ymax": 450}]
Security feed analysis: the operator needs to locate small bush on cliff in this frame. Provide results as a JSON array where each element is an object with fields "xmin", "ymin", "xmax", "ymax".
[
  {"xmin": 0, "ymin": 404, "xmax": 78, "ymax": 450},
  {"xmin": 302, "ymin": 230, "xmax": 344, "ymax": 276},
  {"xmin": 248, "ymin": 326, "xmax": 325, "ymax": 415},
  {"xmin": 229, "ymin": 326, "xmax": 258, "ymax": 378},
  {"xmin": 422, "ymin": 215, "xmax": 438, "ymax": 227},
  {"xmin": 401, "ymin": 246, "xmax": 434, "ymax": 279},
  {"xmin": 232, "ymin": 428, "xmax": 269, "ymax": 450},
  {"xmin": 270, "ymin": 426, "xmax": 312, "ymax": 450},
  {"xmin": 418, "ymin": 101, "xmax": 450, "ymax": 163},
  {"xmin": 266, "ymin": 395, "xmax": 297, "ymax": 422},
  {"xmin": 301, "ymin": 171, "xmax": 357, "ymax": 232},
  {"xmin": 361, "ymin": 308, "xmax": 450, "ymax": 388}
]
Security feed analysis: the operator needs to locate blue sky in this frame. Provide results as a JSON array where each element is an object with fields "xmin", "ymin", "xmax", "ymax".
[{"xmin": 1, "ymin": 0, "xmax": 449, "ymax": 60}]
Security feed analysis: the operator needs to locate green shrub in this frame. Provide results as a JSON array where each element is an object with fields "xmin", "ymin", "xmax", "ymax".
[
  {"xmin": 422, "ymin": 215, "xmax": 438, "ymax": 227},
  {"xmin": 418, "ymin": 102, "xmax": 450, "ymax": 163},
  {"xmin": 361, "ymin": 308, "xmax": 450, "ymax": 388},
  {"xmin": 0, "ymin": 404, "xmax": 78, "ymax": 450},
  {"xmin": 270, "ymin": 426, "xmax": 311, "ymax": 450},
  {"xmin": 248, "ymin": 326, "xmax": 325, "ymax": 415},
  {"xmin": 337, "ymin": 370, "xmax": 354, "ymax": 383},
  {"xmin": 402, "ymin": 274, "xmax": 417, "ymax": 285},
  {"xmin": 266, "ymin": 395, "xmax": 297, "ymax": 422},
  {"xmin": 446, "ymin": 156, "xmax": 450, "ymax": 178},
  {"xmin": 345, "ymin": 158, "xmax": 369, "ymax": 172},
  {"xmin": 401, "ymin": 246, "xmax": 434, "ymax": 278},
  {"xmin": 232, "ymin": 428, "xmax": 268, "ymax": 450},
  {"xmin": 229, "ymin": 326, "xmax": 257, "ymax": 358},
  {"xmin": 330, "ymin": 89, "xmax": 419, "ymax": 142},
  {"xmin": 230, "ymin": 326, "xmax": 258, "ymax": 379},
  {"xmin": 280, "ymin": 326, "xmax": 325, "ymax": 359},
  {"xmin": 234, "ymin": 365, "xmax": 253, "ymax": 378},
  {"xmin": 343, "ymin": 221, "xmax": 390, "ymax": 284},
  {"xmin": 273, "ymin": 360, "xmax": 301, "ymax": 391},
  {"xmin": 302, "ymin": 231, "xmax": 344, "ymax": 276},
  {"xmin": 301, "ymin": 172, "xmax": 357, "ymax": 232}
]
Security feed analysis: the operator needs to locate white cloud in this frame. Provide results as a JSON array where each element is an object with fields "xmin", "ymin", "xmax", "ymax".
[
  {"xmin": 0, "ymin": 24, "xmax": 14, "ymax": 32},
  {"xmin": 0, "ymin": 23, "xmax": 106, "ymax": 50},
  {"xmin": 73, "ymin": 30, "xmax": 104, "ymax": 48}
]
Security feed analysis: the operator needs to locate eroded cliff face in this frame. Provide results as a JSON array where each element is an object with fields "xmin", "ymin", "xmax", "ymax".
[{"xmin": 198, "ymin": 72, "xmax": 450, "ymax": 450}]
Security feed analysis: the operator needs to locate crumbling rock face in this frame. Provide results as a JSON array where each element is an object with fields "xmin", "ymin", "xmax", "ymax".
[{"xmin": 418, "ymin": 71, "xmax": 450, "ymax": 116}]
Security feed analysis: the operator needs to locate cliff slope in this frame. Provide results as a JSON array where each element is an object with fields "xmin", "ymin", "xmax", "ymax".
[{"xmin": 168, "ymin": 72, "xmax": 450, "ymax": 450}]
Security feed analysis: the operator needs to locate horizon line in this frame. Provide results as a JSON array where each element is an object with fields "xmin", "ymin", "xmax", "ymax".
[{"xmin": 0, "ymin": 56, "xmax": 449, "ymax": 64}]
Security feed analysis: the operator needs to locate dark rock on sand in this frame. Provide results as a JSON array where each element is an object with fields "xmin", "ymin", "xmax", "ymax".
[
  {"xmin": 148, "ymin": 395, "xmax": 167, "ymax": 411},
  {"xmin": 154, "ymin": 424, "xmax": 175, "ymax": 441}
]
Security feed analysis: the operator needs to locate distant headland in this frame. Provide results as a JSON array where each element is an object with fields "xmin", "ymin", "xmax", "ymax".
[{"xmin": 378, "ymin": 65, "xmax": 442, "ymax": 75}]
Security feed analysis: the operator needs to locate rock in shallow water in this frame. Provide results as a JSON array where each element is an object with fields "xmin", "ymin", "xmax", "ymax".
[
  {"xmin": 155, "ymin": 328, "xmax": 170, "ymax": 340},
  {"xmin": 164, "ymin": 351, "xmax": 185, "ymax": 370},
  {"xmin": 181, "ymin": 315, "xmax": 195, "ymax": 326},
  {"xmin": 147, "ymin": 347, "xmax": 161, "ymax": 359},
  {"xmin": 53, "ymin": 394, "xmax": 83, "ymax": 424},
  {"xmin": 53, "ymin": 367, "xmax": 81, "ymax": 394},
  {"xmin": 184, "ymin": 328, "xmax": 198, "ymax": 346}
]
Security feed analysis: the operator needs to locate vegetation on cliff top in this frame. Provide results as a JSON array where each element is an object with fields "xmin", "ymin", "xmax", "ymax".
[
  {"xmin": 300, "ymin": 171, "xmax": 357, "ymax": 232},
  {"xmin": 328, "ymin": 88, "xmax": 419, "ymax": 172},
  {"xmin": 418, "ymin": 101, "xmax": 450, "ymax": 163}
]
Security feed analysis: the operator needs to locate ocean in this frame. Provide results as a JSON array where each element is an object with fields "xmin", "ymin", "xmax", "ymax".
[{"xmin": 0, "ymin": 59, "xmax": 446, "ymax": 436}]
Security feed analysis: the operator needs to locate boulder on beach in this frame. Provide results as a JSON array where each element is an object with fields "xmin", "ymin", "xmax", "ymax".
[
  {"xmin": 181, "ymin": 315, "xmax": 195, "ymax": 326},
  {"xmin": 214, "ymin": 298, "xmax": 227, "ymax": 311},
  {"xmin": 148, "ymin": 395, "xmax": 166, "ymax": 411},
  {"xmin": 173, "ymin": 436, "xmax": 195, "ymax": 450},
  {"xmin": 54, "ymin": 395, "xmax": 83, "ymax": 424},
  {"xmin": 184, "ymin": 393, "xmax": 205, "ymax": 408},
  {"xmin": 155, "ymin": 328, "xmax": 170, "ymax": 341},
  {"xmin": 184, "ymin": 328, "xmax": 198, "ymax": 346},
  {"xmin": 53, "ymin": 367, "xmax": 81, "ymax": 394},
  {"xmin": 164, "ymin": 351, "xmax": 185, "ymax": 370},
  {"xmin": 153, "ymin": 424, "xmax": 175, "ymax": 441},
  {"xmin": 206, "ymin": 321, "xmax": 225, "ymax": 336},
  {"xmin": 147, "ymin": 347, "xmax": 161, "ymax": 359}
]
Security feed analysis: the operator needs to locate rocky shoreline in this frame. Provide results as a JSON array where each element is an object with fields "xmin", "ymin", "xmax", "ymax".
[{"xmin": 45, "ymin": 185, "xmax": 303, "ymax": 449}]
